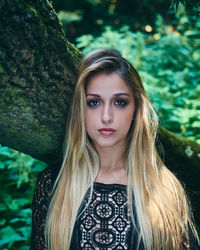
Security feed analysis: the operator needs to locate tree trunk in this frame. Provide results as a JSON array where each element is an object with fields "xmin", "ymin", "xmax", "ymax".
[
  {"xmin": 157, "ymin": 127, "xmax": 200, "ymax": 227},
  {"xmin": 0, "ymin": 0, "xmax": 200, "ymax": 226},
  {"xmin": 0, "ymin": 0, "xmax": 82, "ymax": 163}
]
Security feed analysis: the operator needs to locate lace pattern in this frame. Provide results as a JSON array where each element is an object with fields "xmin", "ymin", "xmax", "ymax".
[{"xmin": 76, "ymin": 182, "xmax": 133, "ymax": 249}]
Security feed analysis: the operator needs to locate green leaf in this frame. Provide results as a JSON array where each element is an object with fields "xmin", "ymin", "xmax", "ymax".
[
  {"xmin": 0, "ymin": 226, "xmax": 25, "ymax": 246},
  {"xmin": 0, "ymin": 202, "xmax": 7, "ymax": 212},
  {"xmin": 191, "ymin": 121, "xmax": 200, "ymax": 128},
  {"xmin": 0, "ymin": 162, "xmax": 5, "ymax": 169},
  {"xmin": 0, "ymin": 218, "xmax": 6, "ymax": 226}
]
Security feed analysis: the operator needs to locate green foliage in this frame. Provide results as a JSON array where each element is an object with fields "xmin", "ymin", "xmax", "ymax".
[
  {"xmin": 171, "ymin": 0, "xmax": 200, "ymax": 10},
  {"xmin": 76, "ymin": 10, "xmax": 200, "ymax": 143},
  {"xmin": 53, "ymin": 0, "xmax": 200, "ymax": 44},
  {"xmin": 0, "ymin": 145, "xmax": 46, "ymax": 249}
]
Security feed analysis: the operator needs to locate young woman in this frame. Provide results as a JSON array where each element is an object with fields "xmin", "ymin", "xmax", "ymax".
[{"xmin": 31, "ymin": 48, "xmax": 199, "ymax": 250}]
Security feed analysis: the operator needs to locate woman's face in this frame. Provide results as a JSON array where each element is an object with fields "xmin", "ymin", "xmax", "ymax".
[{"xmin": 85, "ymin": 72, "xmax": 135, "ymax": 150}]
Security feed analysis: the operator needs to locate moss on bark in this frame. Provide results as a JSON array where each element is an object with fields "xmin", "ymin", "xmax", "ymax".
[{"xmin": 0, "ymin": 0, "xmax": 82, "ymax": 162}]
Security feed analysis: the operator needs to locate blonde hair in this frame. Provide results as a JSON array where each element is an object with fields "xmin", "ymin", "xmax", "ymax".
[{"xmin": 45, "ymin": 48, "xmax": 198, "ymax": 249}]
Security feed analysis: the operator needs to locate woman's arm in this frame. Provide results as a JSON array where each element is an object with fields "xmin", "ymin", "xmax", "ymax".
[{"xmin": 30, "ymin": 163, "xmax": 61, "ymax": 250}]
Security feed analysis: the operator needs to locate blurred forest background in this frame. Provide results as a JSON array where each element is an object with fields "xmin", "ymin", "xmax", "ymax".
[{"xmin": 0, "ymin": 0, "xmax": 200, "ymax": 248}]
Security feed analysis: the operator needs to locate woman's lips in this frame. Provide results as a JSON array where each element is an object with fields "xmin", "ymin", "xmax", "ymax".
[{"xmin": 98, "ymin": 128, "xmax": 116, "ymax": 136}]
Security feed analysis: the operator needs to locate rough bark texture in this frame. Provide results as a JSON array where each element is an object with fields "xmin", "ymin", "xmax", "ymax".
[
  {"xmin": 0, "ymin": 0, "xmax": 82, "ymax": 163},
  {"xmin": 0, "ymin": 0, "xmax": 200, "ymax": 226},
  {"xmin": 157, "ymin": 127, "xmax": 200, "ymax": 227}
]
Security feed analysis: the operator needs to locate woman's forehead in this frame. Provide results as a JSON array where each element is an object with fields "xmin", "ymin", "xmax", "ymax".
[{"xmin": 86, "ymin": 72, "xmax": 133, "ymax": 95}]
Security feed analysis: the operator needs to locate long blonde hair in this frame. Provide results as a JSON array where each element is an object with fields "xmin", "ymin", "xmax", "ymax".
[{"xmin": 45, "ymin": 48, "xmax": 198, "ymax": 249}]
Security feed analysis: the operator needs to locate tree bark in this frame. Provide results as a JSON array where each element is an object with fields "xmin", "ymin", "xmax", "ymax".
[
  {"xmin": 157, "ymin": 127, "xmax": 200, "ymax": 227},
  {"xmin": 0, "ymin": 0, "xmax": 200, "ymax": 225},
  {"xmin": 0, "ymin": 0, "xmax": 82, "ymax": 163}
]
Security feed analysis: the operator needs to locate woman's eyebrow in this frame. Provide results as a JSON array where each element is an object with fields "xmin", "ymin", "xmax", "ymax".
[
  {"xmin": 86, "ymin": 94, "xmax": 101, "ymax": 97},
  {"xmin": 86, "ymin": 93, "xmax": 130, "ymax": 97},
  {"xmin": 113, "ymin": 93, "xmax": 130, "ymax": 97}
]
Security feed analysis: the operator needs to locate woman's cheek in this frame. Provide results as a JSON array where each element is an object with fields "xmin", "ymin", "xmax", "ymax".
[{"xmin": 86, "ymin": 111, "xmax": 96, "ymax": 135}]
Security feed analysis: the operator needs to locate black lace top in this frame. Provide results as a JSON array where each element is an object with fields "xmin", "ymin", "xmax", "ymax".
[
  {"xmin": 30, "ymin": 162, "xmax": 199, "ymax": 250},
  {"xmin": 74, "ymin": 182, "xmax": 135, "ymax": 249}
]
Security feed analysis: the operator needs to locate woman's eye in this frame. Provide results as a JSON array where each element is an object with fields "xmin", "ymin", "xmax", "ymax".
[
  {"xmin": 87, "ymin": 100, "xmax": 100, "ymax": 107},
  {"xmin": 115, "ymin": 99, "xmax": 127, "ymax": 107}
]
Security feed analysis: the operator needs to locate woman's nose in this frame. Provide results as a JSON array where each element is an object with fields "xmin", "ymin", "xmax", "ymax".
[{"xmin": 101, "ymin": 104, "xmax": 113, "ymax": 124}]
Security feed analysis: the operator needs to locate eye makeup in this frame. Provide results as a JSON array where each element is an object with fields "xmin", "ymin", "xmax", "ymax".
[
  {"xmin": 86, "ymin": 93, "xmax": 131, "ymax": 109},
  {"xmin": 87, "ymin": 99, "xmax": 100, "ymax": 107},
  {"xmin": 114, "ymin": 99, "xmax": 128, "ymax": 107},
  {"xmin": 86, "ymin": 97, "xmax": 129, "ymax": 108}
]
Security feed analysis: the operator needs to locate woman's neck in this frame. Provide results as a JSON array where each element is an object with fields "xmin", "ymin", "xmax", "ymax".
[
  {"xmin": 95, "ymin": 166, "xmax": 127, "ymax": 185},
  {"xmin": 94, "ymin": 145, "xmax": 127, "ymax": 185}
]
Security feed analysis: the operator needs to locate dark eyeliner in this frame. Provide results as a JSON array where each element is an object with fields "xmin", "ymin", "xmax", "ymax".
[
  {"xmin": 114, "ymin": 99, "xmax": 128, "ymax": 107},
  {"xmin": 87, "ymin": 99, "xmax": 100, "ymax": 107}
]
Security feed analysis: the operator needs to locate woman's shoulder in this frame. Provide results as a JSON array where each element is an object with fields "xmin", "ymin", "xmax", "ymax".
[
  {"xmin": 37, "ymin": 161, "xmax": 62, "ymax": 184},
  {"xmin": 33, "ymin": 161, "xmax": 62, "ymax": 203}
]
